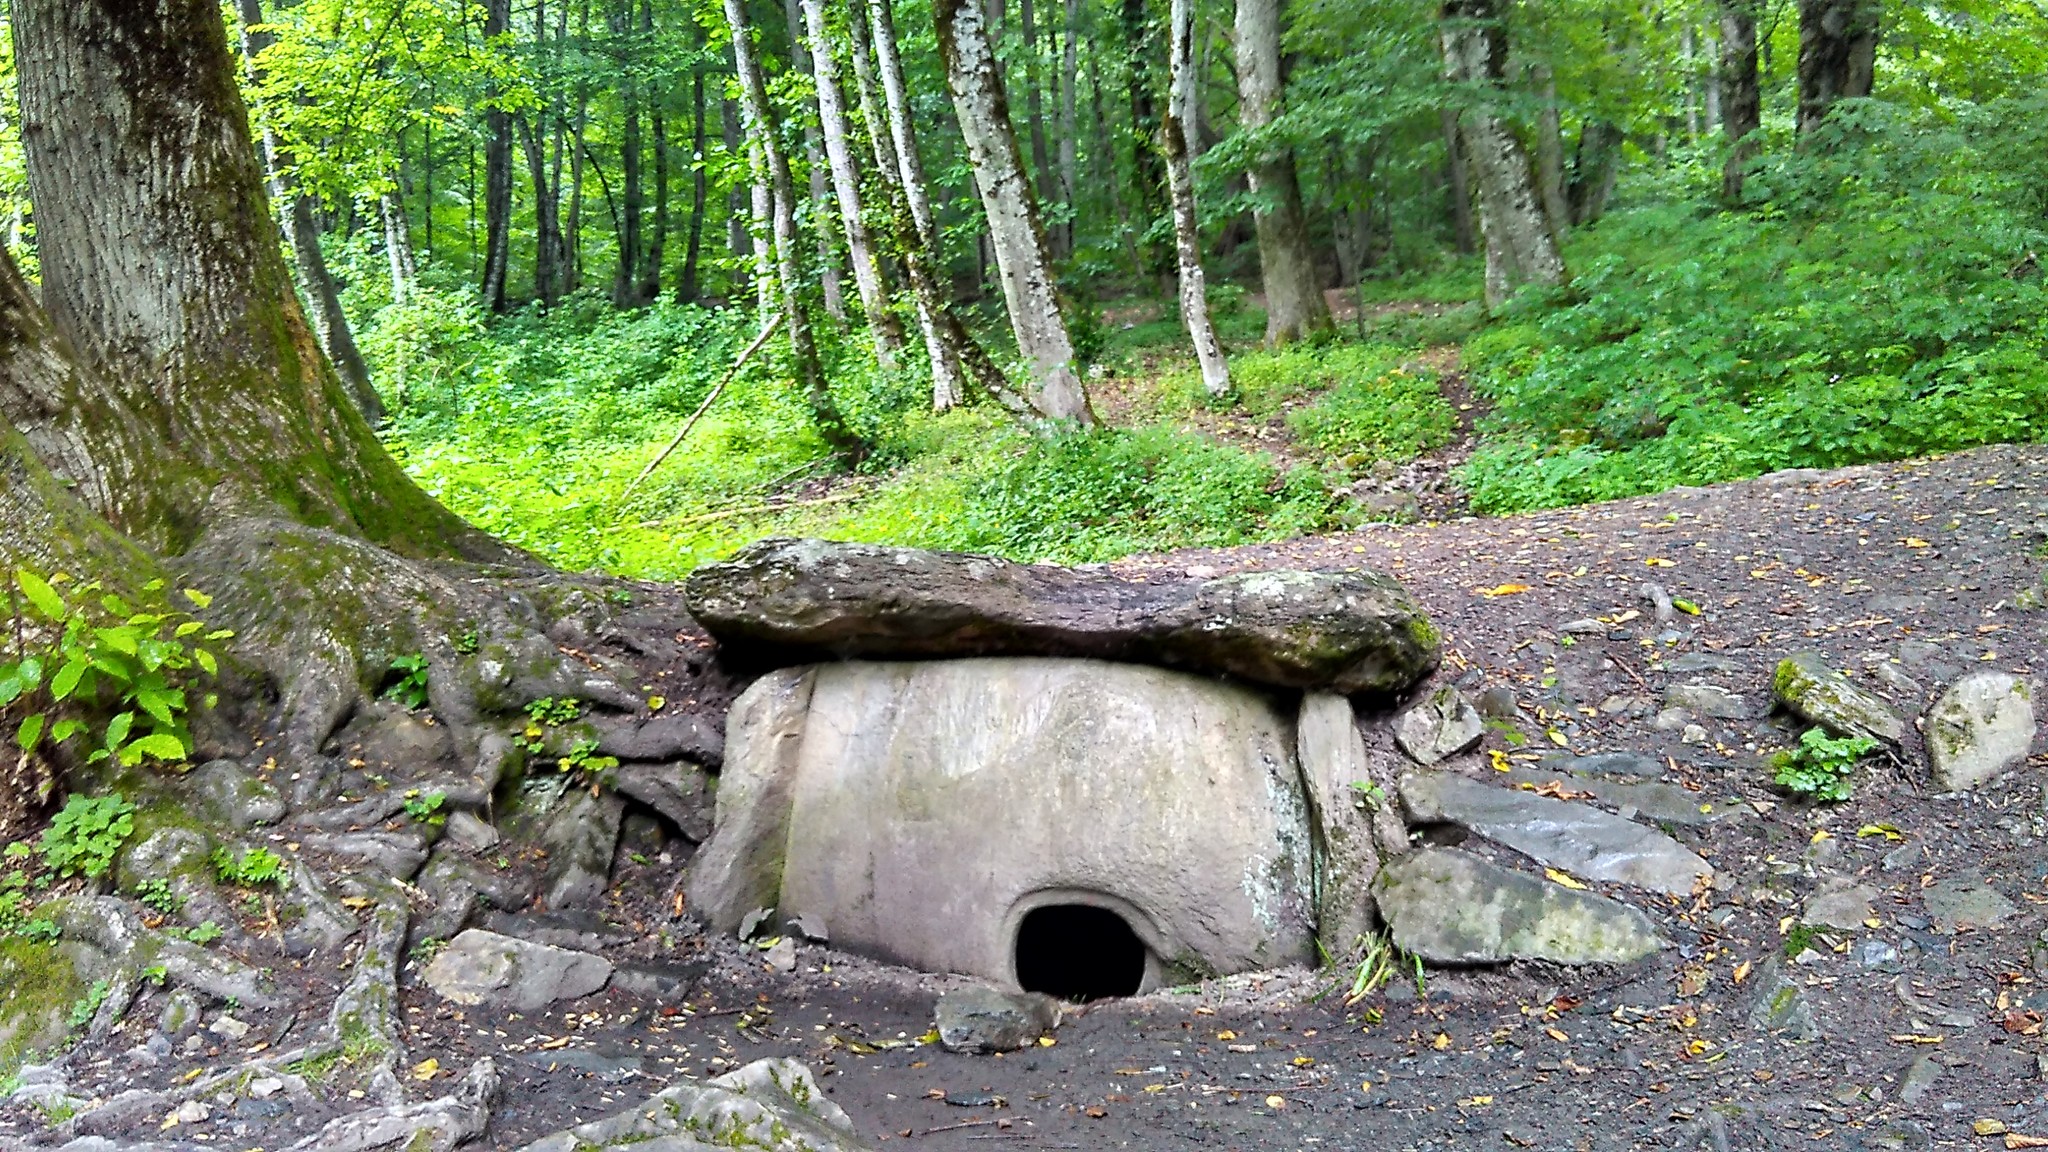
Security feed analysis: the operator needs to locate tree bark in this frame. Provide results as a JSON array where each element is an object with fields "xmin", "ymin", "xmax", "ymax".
[
  {"xmin": 1565, "ymin": 120, "xmax": 1621, "ymax": 226},
  {"xmin": 725, "ymin": 0, "xmax": 866, "ymax": 457},
  {"xmin": 1439, "ymin": 107, "xmax": 1476, "ymax": 255},
  {"xmin": 1796, "ymin": 0, "xmax": 1878, "ymax": 137},
  {"xmin": 1123, "ymin": 0, "xmax": 1166, "ymax": 280},
  {"xmin": 678, "ymin": 63, "xmax": 709, "ymax": 305},
  {"xmin": 783, "ymin": 0, "xmax": 845, "ymax": 321},
  {"xmin": 481, "ymin": 0, "xmax": 514, "ymax": 311},
  {"xmin": 856, "ymin": 0, "xmax": 969, "ymax": 410},
  {"xmin": 612, "ymin": 0, "xmax": 647, "ymax": 307},
  {"xmin": 1163, "ymin": 0, "xmax": 1229, "ymax": 396},
  {"xmin": 12, "ymin": 0, "xmax": 494, "ymax": 558},
  {"xmin": 1020, "ymin": 0, "xmax": 1055, "ymax": 207},
  {"xmin": 638, "ymin": 0, "xmax": 668, "ymax": 303},
  {"xmin": 934, "ymin": 0, "xmax": 1096, "ymax": 424},
  {"xmin": 234, "ymin": 0, "xmax": 380, "ymax": 423},
  {"xmin": 801, "ymin": 0, "xmax": 907, "ymax": 369},
  {"xmin": 1439, "ymin": 0, "xmax": 1566, "ymax": 308},
  {"xmin": 1235, "ymin": 0, "xmax": 1331, "ymax": 346},
  {"xmin": 1054, "ymin": 0, "xmax": 1081, "ymax": 258},
  {"xmin": 1532, "ymin": 63, "xmax": 1569, "ymax": 244},
  {"xmin": 721, "ymin": 96, "xmax": 753, "ymax": 301},
  {"xmin": 382, "ymin": 190, "xmax": 419, "ymax": 306},
  {"xmin": 1719, "ymin": 0, "xmax": 1761, "ymax": 201},
  {"xmin": 526, "ymin": 0, "xmax": 566, "ymax": 306}
]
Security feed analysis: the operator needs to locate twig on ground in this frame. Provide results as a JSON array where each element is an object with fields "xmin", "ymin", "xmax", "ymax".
[{"xmin": 625, "ymin": 311, "xmax": 783, "ymax": 498}]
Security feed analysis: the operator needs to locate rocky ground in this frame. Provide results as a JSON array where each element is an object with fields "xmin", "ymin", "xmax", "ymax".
[{"xmin": 2, "ymin": 442, "xmax": 2045, "ymax": 1151}]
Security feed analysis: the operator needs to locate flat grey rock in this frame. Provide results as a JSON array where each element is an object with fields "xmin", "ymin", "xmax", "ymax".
[
  {"xmin": 1503, "ymin": 765, "xmax": 1738, "ymax": 827},
  {"xmin": 540, "ymin": 788, "xmax": 624, "ymax": 909},
  {"xmin": 1393, "ymin": 687, "xmax": 1483, "ymax": 765},
  {"xmin": 1400, "ymin": 772, "xmax": 1712, "ymax": 896},
  {"xmin": 513, "ymin": 1058, "xmax": 867, "ymax": 1152},
  {"xmin": 1663, "ymin": 682, "xmax": 1753, "ymax": 720},
  {"xmin": 1923, "ymin": 877, "xmax": 2017, "ymax": 934},
  {"xmin": 1296, "ymin": 693, "xmax": 1404, "ymax": 956},
  {"xmin": 609, "ymin": 959, "xmax": 710, "ymax": 1003},
  {"xmin": 1663, "ymin": 654, "xmax": 1742, "ymax": 675},
  {"xmin": 1925, "ymin": 672, "xmax": 2035, "ymax": 792},
  {"xmin": 1772, "ymin": 651, "xmax": 1907, "ymax": 744},
  {"xmin": 935, "ymin": 986, "xmax": 1061, "ymax": 1053},
  {"xmin": 682, "ymin": 537, "xmax": 1441, "ymax": 695},
  {"xmin": 1546, "ymin": 751, "xmax": 1665, "ymax": 778},
  {"xmin": 1804, "ymin": 880, "xmax": 1880, "ymax": 931},
  {"xmin": 1374, "ymin": 847, "xmax": 1663, "ymax": 966},
  {"xmin": 422, "ymin": 929, "xmax": 612, "ymax": 1012},
  {"xmin": 1747, "ymin": 960, "xmax": 1819, "ymax": 1041}
]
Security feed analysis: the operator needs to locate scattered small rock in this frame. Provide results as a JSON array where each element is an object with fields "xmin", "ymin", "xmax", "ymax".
[
  {"xmin": 1803, "ymin": 880, "xmax": 1879, "ymax": 931},
  {"xmin": 764, "ymin": 937, "xmax": 797, "ymax": 973},
  {"xmin": 1747, "ymin": 960, "xmax": 1819, "ymax": 1041},
  {"xmin": 1899, "ymin": 1052, "xmax": 1944, "ymax": 1104},
  {"xmin": 1772, "ymin": 651, "xmax": 1907, "ymax": 744},
  {"xmin": 1393, "ymin": 687, "xmax": 1483, "ymax": 765},
  {"xmin": 208, "ymin": 1013, "xmax": 251, "ymax": 1041},
  {"xmin": 935, "ymin": 986, "xmax": 1061, "ymax": 1054},
  {"xmin": 1663, "ymin": 682, "xmax": 1753, "ymax": 720},
  {"xmin": 1922, "ymin": 877, "xmax": 2018, "ymax": 934}
]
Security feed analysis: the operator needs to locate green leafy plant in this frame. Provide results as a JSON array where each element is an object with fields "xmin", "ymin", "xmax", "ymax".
[
  {"xmin": 173, "ymin": 921, "xmax": 223, "ymax": 945},
  {"xmin": 211, "ymin": 846, "xmax": 288, "ymax": 889},
  {"xmin": 557, "ymin": 738, "xmax": 618, "ymax": 778},
  {"xmin": 1348, "ymin": 781, "xmax": 1388, "ymax": 811},
  {"xmin": 1, "ymin": 570, "xmax": 228, "ymax": 785},
  {"xmin": 1771, "ymin": 728, "xmax": 1877, "ymax": 802},
  {"xmin": 402, "ymin": 789, "xmax": 447, "ymax": 826},
  {"xmin": 525, "ymin": 696, "xmax": 581, "ymax": 727},
  {"xmin": 383, "ymin": 654, "xmax": 430, "ymax": 710},
  {"xmin": 66, "ymin": 978, "xmax": 110, "ymax": 1029},
  {"xmin": 133, "ymin": 878, "xmax": 185, "ymax": 916},
  {"xmin": 39, "ymin": 794, "xmax": 136, "ymax": 879},
  {"xmin": 451, "ymin": 628, "xmax": 480, "ymax": 655},
  {"xmin": 1783, "ymin": 923, "xmax": 1821, "ymax": 959},
  {"xmin": 0, "ymin": 871, "xmax": 58, "ymax": 941},
  {"xmin": 1343, "ymin": 933, "xmax": 1402, "ymax": 1005}
]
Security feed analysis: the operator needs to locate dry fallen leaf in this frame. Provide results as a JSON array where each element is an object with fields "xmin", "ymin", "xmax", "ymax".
[
  {"xmin": 1732, "ymin": 960, "xmax": 1753, "ymax": 985},
  {"xmin": 1457, "ymin": 1095, "xmax": 1494, "ymax": 1106},
  {"xmin": 1433, "ymin": 1032, "xmax": 1453, "ymax": 1050},
  {"xmin": 2006, "ymin": 1134, "xmax": 2048, "ymax": 1150},
  {"xmin": 1264, "ymin": 1095, "xmax": 1286, "ymax": 1109},
  {"xmin": 1904, "ymin": 538, "xmax": 1931, "ymax": 548},
  {"xmin": 1544, "ymin": 1027, "xmax": 1569, "ymax": 1042},
  {"xmin": 1481, "ymin": 583, "xmax": 1531, "ymax": 597},
  {"xmin": 1216, "ymin": 1030, "xmax": 1237, "ymax": 1041},
  {"xmin": 1545, "ymin": 868, "xmax": 1588, "ymax": 890},
  {"xmin": 410, "ymin": 1058, "xmax": 439, "ymax": 1081},
  {"xmin": 1977, "ymin": 1119, "xmax": 2011, "ymax": 1136}
]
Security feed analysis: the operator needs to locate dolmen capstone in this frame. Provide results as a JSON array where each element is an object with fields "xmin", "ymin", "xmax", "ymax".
[{"xmin": 680, "ymin": 539, "xmax": 1440, "ymax": 994}]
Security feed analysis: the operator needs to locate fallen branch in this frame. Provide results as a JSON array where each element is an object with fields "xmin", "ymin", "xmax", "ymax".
[
  {"xmin": 625, "ymin": 312, "xmax": 784, "ymax": 498},
  {"xmin": 641, "ymin": 488, "xmax": 866, "ymax": 530}
]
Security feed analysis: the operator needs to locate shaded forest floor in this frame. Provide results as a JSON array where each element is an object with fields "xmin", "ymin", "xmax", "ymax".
[{"xmin": 10, "ymin": 441, "xmax": 2044, "ymax": 1150}]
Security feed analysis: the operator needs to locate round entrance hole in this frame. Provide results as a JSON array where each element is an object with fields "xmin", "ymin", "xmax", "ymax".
[{"xmin": 1013, "ymin": 904, "xmax": 1147, "ymax": 1002}]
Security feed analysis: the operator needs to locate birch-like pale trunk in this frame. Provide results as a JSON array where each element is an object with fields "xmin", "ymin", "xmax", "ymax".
[
  {"xmin": 1441, "ymin": 0, "xmax": 1565, "ymax": 308},
  {"xmin": 782, "ymin": 0, "xmax": 845, "ymax": 320},
  {"xmin": 381, "ymin": 190, "xmax": 419, "ymax": 305},
  {"xmin": 1234, "ymin": 0, "xmax": 1331, "ymax": 346},
  {"xmin": 800, "ymin": 0, "xmax": 906, "ymax": 369},
  {"xmin": 1163, "ymin": 0, "xmax": 1229, "ymax": 396},
  {"xmin": 726, "ymin": 0, "xmax": 864, "ymax": 456},
  {"xmin": 934, "ymin": 0, "xmax": 1095, "ymax": 425},
  {"xmin": 851, "ymin": 0, "xmax": 967, "ymax": 408},
  {"xmin": 1021, "ymin": 0, "xmax": 1055, "ymax": 206},
  {"xmin": 1055, "ymin": 0, "xmax": 1080, "ymax": 257}
]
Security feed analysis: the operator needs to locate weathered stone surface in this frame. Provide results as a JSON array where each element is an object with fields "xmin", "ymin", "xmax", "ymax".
[
  {"xmin": 1772, "ymin": 652, "xmax": 1907, "ymax": 744},
  {"xmin": 609, "ymin": 959, "xmax": 710, "ymax": 1003},
  {"xmin": 1747, "ymin": 960, "xmax": 1819, "ymax": 1041},
  {"xmin": 540, "ymin": 788, "xmax": 624, "ymax": 909},
  {"xmin": 1502, "ymin": 765, "xmax": 1739, "ymax": 826},
  {"xmin": 1804, "ymin": 879, "xmax": 1880, "ymax": 931},
  {"xmin": 593, "ymin": 713, "xmax": 725, "ymax": 770},
  {"xmin": 691, "ymin": 658, "xmax": 1316, "ymax": 988},
  {"xmin": 1923, "ymin": 877, "xmax": 2017, "ymax": 934},
  {"xmin": 687, "ymin": 668, "xmax": 815, "ymax": 933},
  {"xmin": 1399, "ymin": 772, "xmax": 1712, "ymax": 896},
  {"xmin": 610, "ymin": 762, "xmax": 715, "ymax": 843},
  {"xmin": 1375, "ymin": 848, "xmax": 1663, "ymax": 965},
  {"xmin": 515, "ymin": 1058, "xmax": 867, "ymax": 1152},
  {"xmin": 1392, "ymin": 687, "xmax": 1483, "ymax": 765},
  {"xmin": 421, "ymin": 929, "xmax": 612, "ymax": 1012},
  {"xmin": 683, "ymin": 538, "xmax": 1440, "ymax": 695},
  {"xmin": 1297, "ymin": 693, "xmax": 1403, "ymax": 956},
  {"xmin": 185, "ymin": 759, "xmax": 287, "ymax": 829},
  {"xmin": 1925, "ymin": 672, "xmax": 2035, "ymax": 792},
  {"xmin": 936, "ymin": 986, "xmax": 1062, "ymax": 1053},
  {"xmin": 1663, "ymin": 682, "xmax": 1753, "ymax": 721}
]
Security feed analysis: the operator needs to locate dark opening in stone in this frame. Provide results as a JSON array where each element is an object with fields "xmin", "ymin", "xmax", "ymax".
[{"xmin": 1014, "ymin": 904, "xmax": 1146, "ymax": 1002}]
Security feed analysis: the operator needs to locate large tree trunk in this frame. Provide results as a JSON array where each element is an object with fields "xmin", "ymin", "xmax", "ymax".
[
  {"xmin": 725, "ymin": 0, "xmax": 866, "ymax": 457},
  {"xmin": 1439, "ymin": 107, "xmax": 1477, "ymax": 254},
  {"xmin": 801, "ymin": 0, "xmax": 907, "ymax": 370},
  {"xmin": 1163, "ymin": 0, "xmax": 1229, "ymax": 396},
  {"xmin": 1796, "ymin": 0, "xmax": 1878, "ymax": 138},
  {"xmin": 234, "ymin": 0, "xmax": 380, "ymax": 424},
  {"xmin": 934, "ymin": 0, "xmax": 1096, "ymax": 424},
  {"xmin": 1565, "ymin": 120, "xmax": 1621, "ymax": 226},
  {"xmin": 481, "ymin": 0, "xmax": 514, "ymax": 311},
  {"xmin": 857, "ymin": 0, "xmax": 969, "ymax": 410},
  {"xmin": 1531, "ymin": 64, "xmax": 1570, "ymax": 244},
  {"xmin": 525, "ymin": 0, "xmax": 565, "ymax": 306},
  {"xmin": 1440, "ymin": 0, "xmax": 1566, "ymax": 308},
  {"xmin": 1719, "ymin": 0, "xmax": 1761, "ymax": 201},
  {"xmin": 1234, "ymin": 0, "xmax": 1331, "ymax": 346}
]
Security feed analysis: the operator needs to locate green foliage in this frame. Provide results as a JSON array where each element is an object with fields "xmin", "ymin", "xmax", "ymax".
[
  {"xmin": 0, "ymin": 872, "xmax": 56, "ymax": 941},
  {"xmin": 172, "ymin": 921, "xmax": 223, "ymax": 945},
  {"xmin": 1782, "ymin": 923, "xmax": 1821, "ymax": 959},
  {"xmin": 401, "ymin": 790, "xmax": 447, "ymax": 827},
  {"xmin": 1281, "ymin": 355, "xmax": 1460, "ymax": 467},
  {"xmin": 382, "ymin": 654, "xmax": 430, "ymax": 710},
  {"xmin": 1, "ymin": 571, "xmax": 227, "ymax": 783},
  {"xmin": 524, "ymin": 697, "xmax": 581, "ymax": 728},
  {"xmin": 211, "ymin": 846, "xmax": 288, "ymax": 890},
  {"xmin": 132, "ymin": 878, "xmax": 184, "ymax": 917},
  {"xmin": 66, "ymin": 979, "xmax": 109, "ymax": 1030},
  {"xmin": 1462, "ymin": 99, "xmax": 2048, "ymax": 513},
  {"xmin": 39, "ymin": 794, "xmax": 135, "ymax": 880},
  {"xmin": 557, "ymin": 739, "xmax": 618, "ymax": 778},
  {"xmin": 1770, "ymin": 728, "xmax": 1877, "ymax": 803}
]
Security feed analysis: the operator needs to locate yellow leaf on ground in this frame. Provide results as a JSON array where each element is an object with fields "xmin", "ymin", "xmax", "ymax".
[
  {"xmin": 1458, "ymin": 1095, "xmax": 1494, "ymax": 1106},
  {"xmin": 1038, "ymin": 1036, "xmax": 1057, "ymax": 1047},
  {"xmin": 1216, "ymin": 1030, "xmax": 1237, "ymax": 1041},
  {"xmin": 1733, "ymin": 960, "xmax": 1753, "ymax": 985},
  {"xmin": 1481, "ymin": 583, "xmax": 1531, "ymax": 597},
  {"xmin": 1489, "ymin": 749, "xmax": 1513, "ymax": 772},
  {"xmin": 1545, "ymin": 868, "xmax": 1587, "ymax": 890},
  {"xmin": 1857, "ymin": 824, "xmax": 1903, "ymax": 840},
  {"xmin": 411, "ymin": 1058, "xmax": 440, "ymax": 1081},
  {"xmin": 1977, "ymin": 1119, "xmax": 2011, "ymax": 1136},
  {"xmin": 1904, "ymin": 538, "xmax": 1931, "ymax": 548},
  {"xmin": 1265, "ymin": 1095, "xmax": 1286, "ymax": 1109},
  {"xmin": 1433, "ymin": 1032, "xmax": 1452, "ymax": 1050},
  {"xmin": 1645, "ymin": 558, "xmax": 1675, "ymax": 567},
  {"xmin": 1545, "ymin": 1027, "xmax": 1569, "ymax": 1042}
]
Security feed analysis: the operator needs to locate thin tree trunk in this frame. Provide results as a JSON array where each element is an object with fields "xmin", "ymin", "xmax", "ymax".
[
  {"xmin": 934, "ymin": 0, "xmax": 1096, "ymax": 424},
  {"xmin": 639, "ymin": 0, "xmax": 667, "ymax": 301},
  {"xmin": 1440, "ymin": 0, "xmax": 1566, "ymax": 308},
  {"xmin": 783, "ymin": 0, "xmax": 845, "ymax": 320},
  {"xmin": 1021, "ymin": 0, "xmax": 1055, "ymax": 207},
  {"xmin": 1055, "ymin": 0, "xmax": 1080, "ymax": 258},
  {"xmin": 1163, "ymin": 0, "xmax": 1228, "ymax": 396},
  {"xmin": 235, "ymin": 0, "xmax": 380, "ymax": 422},
  {"xmin": 1123, "ymin": 0, "xmax": 1166, "ymax": 280},
  {"xmin": 721, "ymin": 96, "xmax": 753, "ymax": 300},
  {"xmin": 1088, "ymin": 47, "xmax": 1141, "ymax": 278},
  {"xmin": 1796, "ymin": 0, "xmax": 1879, "ymax": 138},
  {"xmin": 1532, "ymin": 63, "xmax": 1569, "ymax": 243},
  {"xmin": 481, "ymin": 0, "xmax": 514, "ymax": 311},
  {"xmin": 678, "ymin": 64, "xmax": 709, "ymax": 304},
  {"xmin": 1235, "ymin": 0, "xmax": 1331, "ymax": 345},
  {"xmin": 1719, "ymin": 1, "xmax": 1761, "ymax": 201},
  {"xmin": 382, "ymin": 190, "xmax": 418, "ymax": 305},
  {"xmin": 725, "ymin": 0, "xmax": 866, "ymax": 456},
  {"xmin": 523, "ymin": 0, "xmax": 564, "ymax": 305},
  {"xmin": 858, "ymin": 0, "xmax": 969, "ymax": 409},
  {"xmin": 801, "ymin": 0, "xmax": 906, "ymax": 369},
  {"xmin": 1565, "ymin": 120, "xmax": 1621, "ymax": 225},
  {"xmin": 612, "ymin": 0, "xmax": 645, "ymax": 306},
  {"xmin": 1440, "ymin": 107, "xmax": 1476, "ymax": 254}
]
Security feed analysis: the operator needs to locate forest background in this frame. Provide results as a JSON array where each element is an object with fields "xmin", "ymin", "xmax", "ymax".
[{"xmin": 1, "ymin": 0, "xmax": 2037, "ymax": 578}]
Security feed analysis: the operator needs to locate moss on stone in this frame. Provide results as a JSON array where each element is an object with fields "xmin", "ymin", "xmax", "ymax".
[{"xmin": 0, "ymin": 937, "xmax": 90, "ymax": 1079}]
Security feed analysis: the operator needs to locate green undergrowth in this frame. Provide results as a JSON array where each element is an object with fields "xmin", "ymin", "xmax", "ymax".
[{"xmin": 1460, "ymin": 98, "xmax": 2048, "ymax": 513}]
